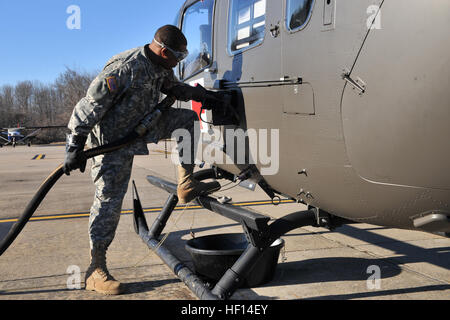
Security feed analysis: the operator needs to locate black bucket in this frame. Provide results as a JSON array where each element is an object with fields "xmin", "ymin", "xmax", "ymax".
[{"xmin": 185, "ymin": 233, "xmax": 284, "ymax": 288}]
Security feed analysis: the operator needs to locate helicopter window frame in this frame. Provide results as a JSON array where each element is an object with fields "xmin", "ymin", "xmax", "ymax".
[
  {"xmin": 227, "ymin": 0, "xmax": 267, "ymax": 56},
  {"xmin": 179, "ymin": 0, "xmax": 216, "ymax": 81},
  {"xmin": 285, "ymin": 0, "xmax": 315, "ymax": 33}
]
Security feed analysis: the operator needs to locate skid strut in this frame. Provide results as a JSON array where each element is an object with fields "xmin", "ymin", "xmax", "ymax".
[{"xmin": 133, "ymin": 168, "xmax": 324, "ymax": 300}]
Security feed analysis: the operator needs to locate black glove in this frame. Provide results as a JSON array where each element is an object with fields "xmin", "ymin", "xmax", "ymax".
[
  {"xmin": 201, "ymin": 90, "xmax": 232, "ymax": 111},
  {"xmin": 165, "ymin": 83, "xmax": 232, "ymax": 110},
  {"xmin": 164, "ymin": 83, "xmax": 207, "ymax": 102},
  {"xmin": 63, "ymin": 134, "xmax": 87, "ymax": 176}
]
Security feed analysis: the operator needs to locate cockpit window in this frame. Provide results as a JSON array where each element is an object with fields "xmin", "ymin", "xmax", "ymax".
[
  {"xmin": 173, "ymin": 9, "xmax": 181, "ymax": 27},
  {"xmin": 228, "ymin": 0, "xmax": 266, "ymax": 54},
  {"xmin": 180, "ymin": 0, "xmax": 214, "ymax": 80},
  {"xmin": 286, "ymin": 0, "xmax": 315, "ymax": 31}
]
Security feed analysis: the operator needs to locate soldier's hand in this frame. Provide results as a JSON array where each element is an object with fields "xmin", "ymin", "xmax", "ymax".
[
  {"xmin": 63, "ymin": 134, "xmax": 87, "ymax": 176},
  {"xmin": 164, "ymin": 83, "xmax": 232, "ymax": 110},
  {"xmin": 188, "ymin": 84, "xmax": 233, "ymax": 111},
  {"xmin": 202, "ymin": 90, "xmax": 232, "ymax": 111},
  {"xmin": 164, "ymin": 83, "xmax": 207, "ymax": 102}
]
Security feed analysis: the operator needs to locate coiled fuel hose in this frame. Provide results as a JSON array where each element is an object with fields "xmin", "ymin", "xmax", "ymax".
[{"xmin": 0, "ymin": 96, "xmax": 176, "ymax": 256}]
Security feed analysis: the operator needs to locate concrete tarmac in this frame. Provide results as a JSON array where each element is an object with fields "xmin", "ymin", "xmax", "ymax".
[{"xmin": 0, "ymin": 143, "xmax": 449, "ymax": 300}]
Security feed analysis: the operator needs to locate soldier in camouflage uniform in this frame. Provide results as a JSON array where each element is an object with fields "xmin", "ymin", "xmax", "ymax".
[{"xmin": 64, "ymin": 25, "xmax": 222, "ymax": 295}]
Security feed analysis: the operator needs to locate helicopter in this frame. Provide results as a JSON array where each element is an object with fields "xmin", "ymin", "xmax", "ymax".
[
  {"xmin": 128, "ymin": 0, "xmax": 449, "ymax": 300},
  {"xmin": 1, "ymin": 0, "xmax": 448, "ymax": 301},
  {"xmin": 167, "ymin": 0, "xmax": 450, "ymax": 236},
  {"xmin": 0, "ymin": 125, "xmax": 66, "ymax": 148}
]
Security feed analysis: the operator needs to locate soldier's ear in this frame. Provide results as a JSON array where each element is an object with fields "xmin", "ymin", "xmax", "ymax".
[{"xmin": 160, "ymin": 48, "xmax": 170, "ymax": 59}]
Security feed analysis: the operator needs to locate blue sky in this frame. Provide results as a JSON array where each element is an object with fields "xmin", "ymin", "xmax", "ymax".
[{"xmin": 0, "ymin": 0, "xmax": 186, "ymax": 86}]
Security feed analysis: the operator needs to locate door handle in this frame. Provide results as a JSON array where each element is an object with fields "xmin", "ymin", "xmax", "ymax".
[
  {"xmin": 269, "ymin": 24, "xmax": 280, "ymax": 38},
  {"xmin": 204, "ymin": 61, "xmax": 217, "ymax": 74}
]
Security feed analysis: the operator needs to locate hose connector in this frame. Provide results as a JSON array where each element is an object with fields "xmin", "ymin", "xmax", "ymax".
[
  {"xmin": 135, "ymin": 109, "xmax": 162, "ymax": 137},
  {"xmin": 134, "ymin": 96, "xmax": 176, "ymax": 137}
]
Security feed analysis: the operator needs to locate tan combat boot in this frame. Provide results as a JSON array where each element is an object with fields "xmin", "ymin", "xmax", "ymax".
[
  {"xmin": 177, "ymin": 164, "xmax": 221, "ymax": 204},
  {"xmin": 85, "ymin": 248, "xmax": 123, "ymax": 295}
]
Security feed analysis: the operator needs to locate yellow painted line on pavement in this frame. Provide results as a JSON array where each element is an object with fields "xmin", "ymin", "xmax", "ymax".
[
  {"xmin": 150, "ymin": 149, "xmax": 174, "ymax": 155},
  {"xmin": 0, "ymin": 199, "xmax": 295, "ymax": 224},
  {"xmin": 32, "ymin": 154, "xmax": 46, "ymax": 160}
]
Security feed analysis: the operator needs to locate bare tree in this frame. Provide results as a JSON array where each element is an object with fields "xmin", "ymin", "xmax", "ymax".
[
  {"xmin": 0, "ymin": 67, "xmax": 95, "ymax": 143},
  {"xmin": 32, "ymin": 82, "xmax": 53, "ymax": 125},
  {"xmin": 15, "ymin": 81, "xmax": 33, "ymax": 115},
  {"xmin": 0, "ymin": 85, "xmax": 20, "ymax": 127},
  {"xmin": 55, "ymin": 67, "xmax": 95, "ymax": 115}
]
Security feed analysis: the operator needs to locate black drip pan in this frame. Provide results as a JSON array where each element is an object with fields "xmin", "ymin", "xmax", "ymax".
[{"xmin": 185, "ymin": 233, "xmax": 284, "ymax": 288}]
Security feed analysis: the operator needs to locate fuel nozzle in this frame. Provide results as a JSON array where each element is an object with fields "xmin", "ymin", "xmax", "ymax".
[
  {"xmin": 134, "ymin": 95, "xmax": 176, "ymax": 137},
  {"xmin": 202, "ymin": 88, "xmax": 233, "ymax": 111},
  {"xmin": 199, "ymin": 88, "xmax": 240, "ymax": 126}
]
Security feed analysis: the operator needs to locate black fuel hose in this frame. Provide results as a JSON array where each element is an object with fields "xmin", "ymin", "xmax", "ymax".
[{"xmin": 0, "ymin": 96, "xmax": 175, "ymax": 256}]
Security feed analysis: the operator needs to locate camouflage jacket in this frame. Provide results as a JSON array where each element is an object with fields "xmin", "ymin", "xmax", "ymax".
[{"xmin": 68, "ymin": 45, "xmax": 177, "ymax": 155}]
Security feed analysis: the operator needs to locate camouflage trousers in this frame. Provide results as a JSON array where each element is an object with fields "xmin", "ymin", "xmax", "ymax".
[{"xmin": 89, "ymin": 107, "xmax": 199, "ymax": 250}]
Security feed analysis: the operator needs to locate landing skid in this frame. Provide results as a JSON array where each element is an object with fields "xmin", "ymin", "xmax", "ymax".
[{"xmin": 132, "ymin": 168, "xmax": 349, "ymax": 300}]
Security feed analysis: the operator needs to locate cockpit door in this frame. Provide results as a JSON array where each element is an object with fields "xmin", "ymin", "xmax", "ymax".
[
  {"xmin": 176, "ymin": 0, "xmax": 216, "ymax": 133},
  {"xmin": 211, "ymin": 0, "xmax": 283, "ymax": 174},
  {"xmin": 281, "ymin": 0, "xmax": 316, "ymax": 115}
]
